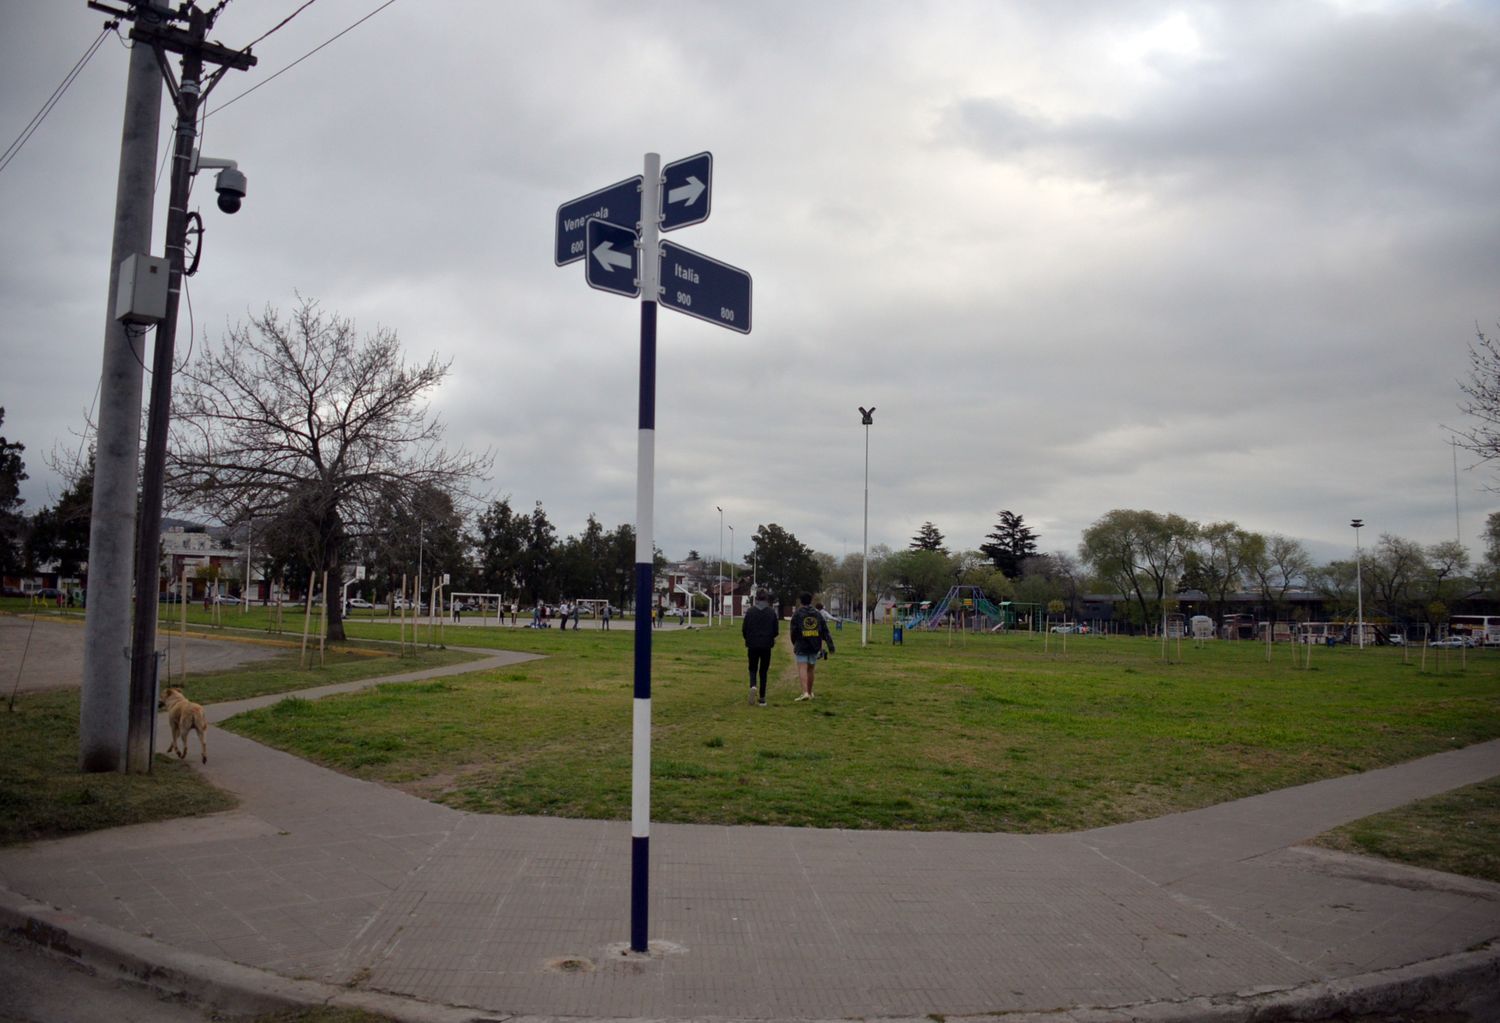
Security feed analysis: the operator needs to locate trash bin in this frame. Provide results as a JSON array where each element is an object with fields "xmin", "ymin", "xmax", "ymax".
[{"xmin": 892, "ymin": 623, "xmax": 904, "ymax": 645}]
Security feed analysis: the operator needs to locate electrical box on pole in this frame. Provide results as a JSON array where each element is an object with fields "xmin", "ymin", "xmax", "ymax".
[{"xmin": 114, "ymin": 253, "xmax": 169, "ymax": 325}]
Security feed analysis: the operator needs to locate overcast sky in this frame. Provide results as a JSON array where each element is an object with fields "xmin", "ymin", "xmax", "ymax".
[{"xmin": 3, "ymin": 0, "xmax": 1497, "ymax": 571}]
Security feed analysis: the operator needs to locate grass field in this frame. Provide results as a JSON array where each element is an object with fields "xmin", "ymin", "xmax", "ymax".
[
  {"xmin": 0, "ymin": 630, "xmax": 479, "ymax": 846},
  {"xmin": 221, "ymin": 621, "xmax": 1500, "ymax": 834},
  {"xmin": 0, "ymin": 689, "xmax": 236, "ymax": 846},
  {"xmin": 1314, "ymin": 775, "xmax": 1500, "ymax": 882}
]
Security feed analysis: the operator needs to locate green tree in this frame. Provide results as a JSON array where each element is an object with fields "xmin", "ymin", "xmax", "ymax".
[
  {"xmin": 1013, "ymin": 552, "xmax": 1086, "ymax": 619},
  {"xmin": 1182, "ymin": 521, "xmax": 1258, "ymax": 623},
  {"xmin": 1079, "ymin": 509, "xmax": 1197, "ymax": 629},
  {"xmin": 516, "ymin": 501, "xmax": 556, "ymax": 602},
  {"xmin": 360, "ymin": 482, "xmax": 467, "ymax": 599},
  {"xmin": 0, "ymin": 408, "xmax": 26, "ymax": 576},
  {"xmin": 910, "ymin": 521, "xmax": 948, "ymax": 553},
  {"xmin": 884, "ymin": 547, "xmax": 954, "ymax": 603},
  {"xmin": 27, "ymin": 450, "xmax": 93, "ymax": 578},
  {"xmin": 979, "ymin": 509, "xmax": 1037, "ymax": 578},
  {"xmin": 750, "ymin": 523, "xmax": 821, "ymax": 606},
  {"xmin": 474, "ymin": 497, "xmax": 528, "ymax": 598}
]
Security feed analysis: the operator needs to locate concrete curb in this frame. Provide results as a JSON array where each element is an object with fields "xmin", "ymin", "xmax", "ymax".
[{"xmin": 4, "ymin": 883, "xmax": 1496, "ymax": 1023}]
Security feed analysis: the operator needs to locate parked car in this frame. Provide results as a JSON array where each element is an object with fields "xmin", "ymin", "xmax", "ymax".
[
  {"xmin": 1387, "ymin": 633, "xmax": 1405, "ymax": 646},
  {"xmin": 1430, "ymin": 636, "xmax": 1472, "ymax": 648},
  {"xmin": 347, "ymin": 597, "xmax": 373, "ymax": 609},
  {"xmin": 214, "ymin": 594, "xmax": 241, "ymax": 605},
  {"xmin": 34, "ymin": 587, "xmax": 64, "ymax": 601}
]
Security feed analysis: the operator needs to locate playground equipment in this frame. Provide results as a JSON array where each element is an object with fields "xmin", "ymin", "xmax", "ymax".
[{"xmin": 894, "ymin": 592, "xmax": 1047, "ymax": 634}]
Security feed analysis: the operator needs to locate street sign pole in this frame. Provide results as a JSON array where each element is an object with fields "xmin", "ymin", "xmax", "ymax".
[
  {"xmin": 630, "ymin": 151, "xmax": 661, "ymax": 955},
  {"xmin": 556, "ymin": 148, "xmax": 748, "ymax": 955}
]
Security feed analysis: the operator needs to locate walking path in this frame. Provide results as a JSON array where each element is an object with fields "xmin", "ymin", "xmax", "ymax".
[{"xmin": 1, "ymin": 627, "xmax": 1498, "ymax": 1021}]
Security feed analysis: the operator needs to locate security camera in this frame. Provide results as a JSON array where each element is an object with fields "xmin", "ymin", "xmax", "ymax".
[
  {"xmin": 214, "ymin": 167, "xmax": 247, "ymax": 214},
  {"xmin": 193, "ymin": 152, "xmax": 247, "ymax": 215}
]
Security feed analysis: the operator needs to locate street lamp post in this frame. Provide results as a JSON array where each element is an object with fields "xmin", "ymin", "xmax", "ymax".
[
  {"xmin": 728, "ymin": 524, "xmax": 735, "ymax": 621},
  {"xmin": 1351, "ymin": 518, "xmax": 1364, "ymax": 650},
  {"xmin": 717, "ymin": 505, "xmax": 723, "ymax": 624},
  {"xmin": 859, "ymin": 406, "xmax": 875, "ymax": 646}
]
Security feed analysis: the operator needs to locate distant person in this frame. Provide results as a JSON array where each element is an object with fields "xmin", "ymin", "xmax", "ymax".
[
  {"xmin": 742, "ymin": 589, "xmax": 779, "ymax": 706},
  {"xmin": 790, "ymin": 592, "xmax": 834, "ymax": 701},
  {"xmin": 602, "ymin": 603, "xmax": 612, "ymax": 630},
  {"xmin": 558, "ymin": 600, "xmax": 570, "ymax": 631},
  {"xmin": 817, "ymin": 601, "xmax": 841, "ymax": 631},
  {"xmin": 531, "ymin": 602, "xmax": 541, "ymax": 629},
  {"xmin": 511, "ymin": 602, "xmax": 518, "ymax": 626},
  {"xmin": 572, "ymin": 603, "xmax": 581, "ymax": 630}
]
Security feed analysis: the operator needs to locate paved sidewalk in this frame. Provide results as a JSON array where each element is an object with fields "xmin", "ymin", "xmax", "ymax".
[{"xmin": 1, "ymin": 639, "xmax": 1498, "ymax": 1020}]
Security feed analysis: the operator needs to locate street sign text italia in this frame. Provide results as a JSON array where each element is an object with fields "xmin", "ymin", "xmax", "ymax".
[
  {"xmin": 659, "ymin": 151, "xmax": 712, "ymax": 232},
  {"xmin": 585, "ymin": 218, "xmax": 640, "ymax": 298},
  {"xmin": 555, "ymin": 175, "xmax": 641, "ymax": 266},
  {"xmin": 659, "ymin": 240, "xmax": 751, "ymax": 334}
]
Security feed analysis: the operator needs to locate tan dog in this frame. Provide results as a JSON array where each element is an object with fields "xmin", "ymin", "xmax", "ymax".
[{"xmin": 158, "ymin": 687, "xmax": 208, "ymax": 763}]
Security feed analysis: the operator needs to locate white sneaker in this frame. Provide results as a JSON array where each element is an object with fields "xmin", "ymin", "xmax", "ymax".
[
  {"xmin": 748, "ymin": 685, "xmax": 757, "ymax": 706},
  {"xmin": 794, "ymin": 693, "xmax": 809, "ymax": 702}
]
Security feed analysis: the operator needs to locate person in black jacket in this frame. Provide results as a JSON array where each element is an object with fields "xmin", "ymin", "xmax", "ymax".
[
  {"xmin": 741, "ymin": 589, "xmax": 779, "ymax": 706},
  {"xmin": 789, "ymin": 591, "xmax": 834, "ymax": 701}
]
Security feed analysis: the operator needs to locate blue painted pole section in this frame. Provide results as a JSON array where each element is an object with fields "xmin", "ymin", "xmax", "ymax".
[
  {"xmin": 630, "ymin": 152, "xmax": 661, "ymax": 954},
  {"xmin": 631, "ymin": 304, "xmax": 656, "ymax": 953}
]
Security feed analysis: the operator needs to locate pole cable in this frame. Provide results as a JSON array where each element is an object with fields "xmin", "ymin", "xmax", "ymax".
[{"xmin": 0, "ymin": 27, "xmax": 113, "ymax": 176}]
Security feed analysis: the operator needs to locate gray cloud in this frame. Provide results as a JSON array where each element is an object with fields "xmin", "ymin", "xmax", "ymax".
[{"xmin": 2, "ymin": 0, "xmax": 1496, "ymax": 571}]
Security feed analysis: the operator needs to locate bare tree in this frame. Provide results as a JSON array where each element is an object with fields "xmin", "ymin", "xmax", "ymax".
[
  {"xmin": 167, "ymin": 297, "xmax": 490, "ymax": 640},
  {"xmin": 1456, "ymin": 324, "xmax": 1500, "ymax": 475},
  {"xmin": 1245, "ymin": 533, "xmax": 1311, "ymax": 620}
]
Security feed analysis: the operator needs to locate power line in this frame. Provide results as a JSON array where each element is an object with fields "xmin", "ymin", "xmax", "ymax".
[
  {"xmin": 0, "ymin": 26, "xmax": 114, "ymax": 177},
  {"xmin": 246, "ymin": 0, "xmax": 321, "ymax": 49},
  {"xmin": 206, "ymin": 0, "xmax": 397, "ymax": 120}
]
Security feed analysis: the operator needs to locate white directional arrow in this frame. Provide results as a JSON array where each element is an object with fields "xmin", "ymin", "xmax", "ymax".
[
  {"xmin": 667, "ymin": 175, "xmax": 706, "ymax": 207},
  {"xmin": 592, "ymin": 239, "xmax": 633, "ymax": 273}
]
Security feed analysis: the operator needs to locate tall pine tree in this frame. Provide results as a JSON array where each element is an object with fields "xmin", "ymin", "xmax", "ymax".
[
  {"xmin": 980, "ymin": 509, "xmax": 1038, "ymax": 578},
  {"xmin": 910, "ymin": 521, "xmax": 948, "ymax": 553}
]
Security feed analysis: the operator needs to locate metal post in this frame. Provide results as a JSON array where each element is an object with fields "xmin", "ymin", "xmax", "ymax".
[
  {"xmin": 860, "ymin": 407, "xmax": 873, "ymax": 646},
  {"xmin": 717, "ymin": 505, "xmax": 723, "ymax": 623},
  {"xmin": 630, "ymin": 151, "xmax": 661, "ymax": 953},
  {"xmin": 80, "ymin": 16, "xmax": 163, "ymax": 772},
  {"xmin": 728, "ymin": 524, "xmax": 735, "ymax": 619},
  {"xmin": 1352, "ymin": 518, "xmax": 1364, "ymax": 650}
]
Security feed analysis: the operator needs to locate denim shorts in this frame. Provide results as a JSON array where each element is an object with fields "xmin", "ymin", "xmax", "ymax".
[{"xmin": 794, "ymin": 650, "xmax": 821, "ymax": 665}]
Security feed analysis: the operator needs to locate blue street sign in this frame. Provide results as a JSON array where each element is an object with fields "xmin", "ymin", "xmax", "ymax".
[
  {"xmin": 585, "ymin": 218, "xmax": 640, "ymax": 298},
  {"xmin": 660, "ymin": 151, "xmax": 712, "ymax": 232},
  {"xmin": 659, "ymin": 240, "xmax": 751, "ymax": 333},
  {"xmin": 556, "ymin": 176, "xmax": 641, "ymax": 266}
]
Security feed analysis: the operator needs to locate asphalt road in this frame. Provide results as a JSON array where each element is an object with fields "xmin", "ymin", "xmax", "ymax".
[{"xmin": 0, "ymin": 934, "xmax": 232, "ymax": 1023}]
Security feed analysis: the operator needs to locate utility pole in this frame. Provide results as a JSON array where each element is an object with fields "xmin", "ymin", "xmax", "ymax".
[
  {"xmin": 79, "ymin": 3, "xmax": 166, "ymax": 772},
  {"xmin": 98, "ymin": 1, "xmax": 256, "ymax": 773}
]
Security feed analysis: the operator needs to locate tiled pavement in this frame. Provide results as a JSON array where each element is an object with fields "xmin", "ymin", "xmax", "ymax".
[{"xmin": 1, "ymin": 641, "xmax": 1498, "ymax": 1019}]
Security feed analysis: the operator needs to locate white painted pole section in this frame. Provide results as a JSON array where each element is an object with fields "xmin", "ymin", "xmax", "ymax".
[{"xmin": 629, "ymin": 151, "xmax": 662, "ymax": 954}]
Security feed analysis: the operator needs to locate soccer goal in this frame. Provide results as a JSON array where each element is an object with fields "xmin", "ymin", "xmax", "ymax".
[{"xmin": 450, "ymin": 592, "xmax": 505, "ymax": 623}]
